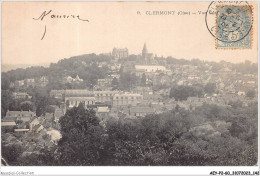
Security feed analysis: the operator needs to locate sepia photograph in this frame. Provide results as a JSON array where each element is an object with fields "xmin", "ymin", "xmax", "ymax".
[{"xmin": 0, "ymin": 0, "xmax": 259, "ymax": 175}]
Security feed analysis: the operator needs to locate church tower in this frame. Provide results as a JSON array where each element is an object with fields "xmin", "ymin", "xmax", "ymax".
[{"xmin": 142, "ymin": 43, "xmax": 148, "ymax": 57}]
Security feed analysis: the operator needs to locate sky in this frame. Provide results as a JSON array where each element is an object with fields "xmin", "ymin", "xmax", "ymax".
[{"xmin": 2, "ymin": 1, "xmax": 258, "ymax": 66}]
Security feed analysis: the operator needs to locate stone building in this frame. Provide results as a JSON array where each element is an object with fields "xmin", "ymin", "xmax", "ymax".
[
  {"xmin": 13, "ymin": 92, "xmax": 31, "ymax": 99},
  {"xmin": 25, "ymin": 79, "xmax": 35, "ymax": 87},
  {"xmin": 137, "ymin": 43, "xmax": 158, "ymax": 65},
  {"xmin": 112, "ymin": 93, "xmax": 143, "ymax": 107},
  {"xmin": 94, "ymin": 91, "xmax": 119, "ymax": 103},
  {"xmin": 3, "ymin": 110, "xmax": 36, "ymax": 122},
  {"xmin": 129, "ymin": 106, "xmax": 154, "ymax": 117},
  {"xmin": 112, "ymin": 48, "xmax": 128, "ymax": 59},
  {"xmin": 64, "ymin": 89, "xmax": 95, "ymax": 109}
]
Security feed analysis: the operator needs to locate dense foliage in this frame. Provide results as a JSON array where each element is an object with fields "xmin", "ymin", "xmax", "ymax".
[
  {"xmin": 1, "ymin": 54, "xmax": 257, "ymax": 166},
  {"xmin": 52, "ymin": 103, "xmax": 258, "ymax": 166},
  {"xmin": 57, "ymin": 104, "xmax": 105, "ymax": 165},
  {"xmin": 169, "ymin": 82, "xmax": 217, "ymax": 101}
]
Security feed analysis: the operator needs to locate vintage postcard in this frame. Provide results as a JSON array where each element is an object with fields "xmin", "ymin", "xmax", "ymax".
[{"xmin": 1, "ymin": 1, "xmax": 259, "ymax": 175}]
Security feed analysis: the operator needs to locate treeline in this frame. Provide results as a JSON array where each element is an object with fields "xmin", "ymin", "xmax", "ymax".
[
  {"xmin": 2, "ymin": 54, "xmax": 111, "ymax": 90},
  {"xmin": 165, "ymin": 57, "xmax": 257, "ymax": 74},
  {"xmin": 1, "ymin": 87, "xmax": 60, "ymax": 117},
  {"xmin": 3, "ymin": 102, "xmax": 257, "ymax": 166},
  {"xmin": 2, "ymin": 53, "xmax": 257, "ymax": 91},
  {"xmin": 169, "ymin": 83, "xmax": 217, "ymax": 101}
]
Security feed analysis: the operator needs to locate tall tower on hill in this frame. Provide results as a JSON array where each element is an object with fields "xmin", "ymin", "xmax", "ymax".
[
  {"xmin": 142, "ymin": 43, "xmax": 148, "ymax": 57},
  {"xmin": 140, "ymin": 43, "xmax": 156, "ymax": 65}
]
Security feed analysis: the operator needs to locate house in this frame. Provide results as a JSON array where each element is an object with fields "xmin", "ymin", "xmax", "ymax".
[
  {"xmin": 112, "ymin": 93, "xmax": 143, "ymax": 107},
  {"xmin": 14, "ymin": 129, "xmax": 30, "ymax": 133},
  {"xmin": 97, "ymin": 78, "xmax": 113, "ymax": 88},
  {"xmin": 64, "ymin": 75, "xmax": 83, "ymax": 83},
  {"xmin": 14, "ymin": 80, "xmax": 25, "ymax": 87},
  {"xmin": 135, "ymin": 65, "xmax": 166, "ymax": 73},
  {"xmin": 132, "ymin": 86, "xmax": 152, "ymax": 95},
  {"xmin": 13, "ymin": 92, "xmax": 31, "ymax": 99},
  {"xmin": 152, "ymin": 74, "xmax": 171, "ymax": 86},
  {"xmin": 38, "ymin": 76, "xmax": 48, "ymax": 87},
  {"xmin": 129, "ymin": 106, "xmax": 154, "ymax": 117},
  {"xmin": 31, "ymin": 124, "xmax": 44, "ymax": 133},
  {"xmin": 74, "ymin": 75, "xmax": 83, "ymax": 82},
  {"xmin": 1, "ymin": 121, "xmax": 16, "ymax": 132},
  {"xmin": 65, "ymin": 76, "xmax": 73, "ymax": 83},
  {"xmin": 29, "ymin": 118, "xmax": 40, "ymax": 131},
  {"xmin": 94, "ymin": 91, "xmax": 119, "ymax": 103},
  {"xmin": 143, "ymin": 93, "xmax": 163, "ymax": 102},
  {"xmin": 25, "ymin": 79, "xmax": 35, "ymax": 87},
  {"xmin": 4, "ymin": 110, "xmax": 36, "ymax": 122},
  {"xmin": 50, "ymin": 90, "xmax": 65, "ymax": 100},
  {"xmin": 96, "ymin": 107, "xmax": 110, "ymax": 120},
  {"xmin": 2, "ymin": 121, "xmax": 16, "ymax": 126}
]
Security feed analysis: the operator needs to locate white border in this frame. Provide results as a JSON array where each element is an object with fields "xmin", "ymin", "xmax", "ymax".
[{"xmin": 0, "ymin": 0, "xmax": 259, "ymax": 176}]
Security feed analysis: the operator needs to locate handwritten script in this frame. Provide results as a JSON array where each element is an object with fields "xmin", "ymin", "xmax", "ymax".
[{"xmin": 33, "ymin": 10, "xmax": 89, "ymax": 40}]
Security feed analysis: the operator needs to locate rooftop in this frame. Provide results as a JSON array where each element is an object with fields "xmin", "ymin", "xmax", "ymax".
[
  {"xmin": 97, "ymin": 107, "xmax": 110, "ymax": 113},
  {"xmin": 1, "ymin": 121, "xmax": 16, "ymax": 126}
]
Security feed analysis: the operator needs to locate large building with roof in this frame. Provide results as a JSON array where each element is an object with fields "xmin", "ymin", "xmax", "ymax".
[
  {"xmin": 64, "ymin": 89, "xmax": 95, "ymax": 109},
  {"xmin": 112, "ymin": 48, "xmax": 129, "ymax": 59},
  {"xmin": 3, "ymin": 110, "xmax": 36, "ymax": 122},
  {"xmin": 129, "ymin": 106, "xmax": 155, "ymax": 117},
  {"xmin": 112, "ymin": 93, "xmax": 143, "ymax": 107},
  {"xmin": 137, "ymin": 43, "xmax": 158, "ymax": 65},
  {"xmin": 94, "ymin": 91, "xmax": 119, "ymax": 103}
]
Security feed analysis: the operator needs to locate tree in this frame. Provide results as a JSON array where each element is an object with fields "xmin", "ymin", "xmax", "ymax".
[
  {"xmin": 119, "ymin": 72, "xmax": 137, "ymax": 91},
  {"xmin": 1, "ymin": 144, "xmax": 23, "ymax": 165},
  {"xmin": 36, "ymin": 97, "xmax": 49, "ymax": 116},
  {"xmin": 1, "ymin": 90, "xmax": 14, "ymax": 117},
  {"xmin": 141, "ymin": 73, "xmax": 146, "ymax": 86},
  {"xmin": 20, "ymin": 101, "xmax": 35, "ymax": 111},
  {"xmin": 57, "ymin": 104, "xmax": 105, "ymax": 165},
  {"xmin": 169, "ymin": 85, "xmax": 204, "ymax": 101},
  {"xmin": 204, "ymin": 83, "xmax": 216, "ymax": 95},
  {"xmin": 111, "ymin": 77, "xmax": 119, "ymax": 90},
  {"xmin": 17, "ymin": 148, "xmax": 57, "ymax": 166}
]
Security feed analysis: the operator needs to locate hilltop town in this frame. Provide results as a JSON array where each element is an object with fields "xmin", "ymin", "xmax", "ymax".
[{"xmin": 1, "ymin": 44, "xmax": 258, "ymax": 166}]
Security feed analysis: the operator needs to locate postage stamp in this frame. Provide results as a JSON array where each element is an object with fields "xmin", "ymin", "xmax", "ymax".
[{"xmin": 215, "ymin": 5, "xmax": 253, "ymax": 49}]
